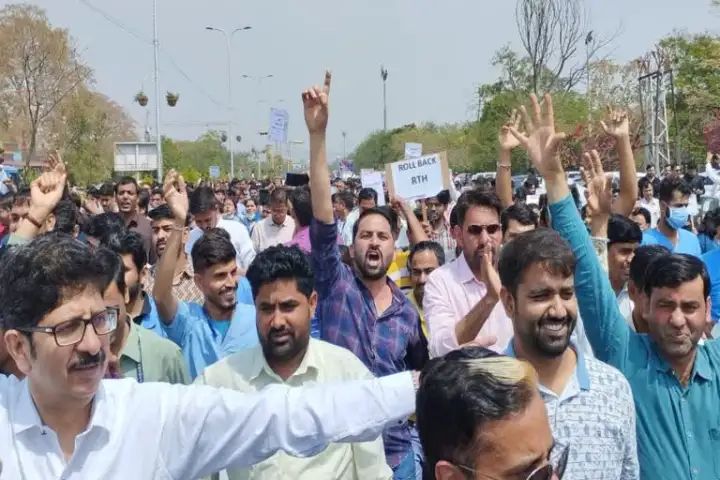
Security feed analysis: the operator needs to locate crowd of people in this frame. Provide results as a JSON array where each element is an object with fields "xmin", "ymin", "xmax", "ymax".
[{"xmin": 0, "ymin": 70, "xmax": 719, "ymax": 480}]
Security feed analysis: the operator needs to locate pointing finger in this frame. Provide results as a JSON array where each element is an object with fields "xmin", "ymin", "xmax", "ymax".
[{"xmin": 323, "ymin": 70, "xmax": 332, "ymax": 93}]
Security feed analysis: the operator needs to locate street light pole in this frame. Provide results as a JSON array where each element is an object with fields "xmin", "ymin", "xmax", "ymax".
[
  {"xmin": 206, "ymin": 26, "xmax": 252, "ymax": 179},
  {"xmin": 342, "ymin": 131, "xmax": 347, "ymax": 161},
  {"xmin": 585, "ymin": 31, "xmax": 594, "ymax": 132},
  {"xmin": 380, "ymin": 66, "xmax": 388, "ymax": 131},
  {"xmin": 152, "ymin": 0, "xmax": 163, "ymax": 181}
]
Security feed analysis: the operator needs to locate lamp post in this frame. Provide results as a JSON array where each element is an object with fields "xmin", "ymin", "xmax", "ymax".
[
  {"xmin": 152, "ymin": 0, "xmax": 163, "ymax": 181},
  {"xmin": 242, "ymin": 74, "xmax": 275, "ymax": 157},
  {"xmin": 342, "ymin": 131, "xmax": 347, "ymax": 161},
  {"xmin": 585, "ymin": 30, "xmax": 594, "ymax": 131},
  {"xmin": 205, "ymin": 25, "xmax": 252, "ymax": 179},
  {"xmin": 380, "ymin": 65, "xmax": 388, "ymax": 131}
]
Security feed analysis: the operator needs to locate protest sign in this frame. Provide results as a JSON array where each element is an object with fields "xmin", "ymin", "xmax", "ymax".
[
  {"xmin": 268, "ymin": 108, "xmax": 289, "ymax": 144},
  {"xmin": 404, "ymin": 142, "xmax": 422, "ymax": 159},
  {"xmin": 361, "ymin": 170, "xmax": 386, "ymax": 206},
  {"xmin": 208, "ymin": 165, "xmax": 220, "ymax": 179},
  {"xmin": 385, "ymin": 152, "xmax": 450, "ymax": 200}
]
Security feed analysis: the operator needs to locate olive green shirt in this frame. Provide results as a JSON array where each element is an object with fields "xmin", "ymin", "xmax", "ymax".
[{"xmin": 121, "ymin": 324, "xmax": 190, "ymax": 384}]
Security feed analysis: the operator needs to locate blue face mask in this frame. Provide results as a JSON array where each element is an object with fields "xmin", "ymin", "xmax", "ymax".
[{"xmin": 666, "ymin": 206, "xmax": 689, "ymax": 230}]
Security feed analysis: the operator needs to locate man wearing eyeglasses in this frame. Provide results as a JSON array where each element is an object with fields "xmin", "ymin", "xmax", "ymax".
[
  {"xmin": 417, "ymin": 347, "xmax": 569, "ymax": 480},
  {"xmin": 0, "ymin": 233, "xmax": 419, "ymax": 479},
  {"xmin": 423, "ymin": 189, "xmax": 514, "ymax": 357}
]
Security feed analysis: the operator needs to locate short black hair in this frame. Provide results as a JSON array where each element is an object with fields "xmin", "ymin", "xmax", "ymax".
[
  {"xmin": 498, "ymin": 228, "xmax": 575, "ymax": 295},
  {"xmin": 289, "ymin": 186, "xmax": 313, "ymax": 228},
  {"xmin": 115, "ymin": 176, "xmax": 138, "ymax": 195},
  {"xmin": 269, "ymin": 187, "xmax": 288, "ymax": 205},
  {"xmin": 112, "ymin": 231, "xmax": 147, "ymax": 274},
  {"xmin": 449, "ymin": 205, "xmax": 459, "ymax": 229},
  {"xmin": 52, "ymin": 199, "xmax": 79, "ymax": 235},
  {"xmin": 630, "ymin": 207, "xmax": 651, "ymax": 226},
  {"xmin": 151, "ymin": 187, "xmax": 163, "ymax": 197},
  {"xmin": 657, "ymin": 176, "xmax": 692, "ymax": 204},
  {"xmin": 500, "ymin": 203, "xmax": 539, "ymax": 235},
  {"xmin": 148, "ymin": 203, "xmax": 190, "ymax": 227},
  {"xmin": 644, "ymin": 253, "xmax": 710, "ymax": 299},
  {"xmin": 99, "ymin": 182, "xmax": 115, "ymax": 197},
  {"xmin": 607, "ymin": 214, "xmax": 643, "ymax": 246},
  {"xmin": 455, "ymin": 189, "xmax": 503, "ymax": 227},
  {"xmin": 358, "ymin": 187, "xmax": 378, "ymax": 204},
  {"xmin": 629, "ymin": 245, "xmax": 670, "ymax": 291},
  {"xmin": 352, "ymin": 206, "xmax": 394, "ymax": 241},
  {"xmin": 191, "ymin": 228, "xmax": 236, "ymax": 273},
  {"xmin": 417, "ymin": 347, "xmax": 537, "ymax": 477},
  {"xmin": 84, "ymin": 212, "xmax": 127, "ymax": 250},
  {"xmin": 246, "ymin": 245, "xmax": 314, "ymax": 300},
  {"xmin": 332, "ymin": 190, "xmax": 354, "ymax": 211},
  {"xmin": 95, "ymin": 247, "xmax": 127, "ymax": 296},
  {"xmin": 189, "ymin": 186, "xmax": 219, "ymax": 215},
  {"xmin": 408, "ymin": 241, "xmax": 445, "ymax": 268},
  {"xmin": 646, "ymin": 164, "xmax": 655, "ymax": 171},
  {"xmin": 138, "ymin": 189, "xmax": 150, "ymax": 211},
  {"xmin": 436, "ymin": 190, "xmax": 451, "ymax": 206},
  {"xmin": 0, "ymin": 234, "xmax": 104, "ymax": 330}
]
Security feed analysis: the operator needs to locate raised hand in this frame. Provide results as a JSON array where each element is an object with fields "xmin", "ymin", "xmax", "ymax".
[
  {"xmin": 498, "ymin": 109, "xmax": 523, "ymax": 152},
  {"xmin": 480, "ymin": 246, "xmax": 501, "ymax": 301},
  {"xmin": 302, "ymin": 71, "xmax": 331, "ymax": 135},
  {"xmin": 163, "ymin": 169, "xmax": 188, "ymax": 223},
  {"xmin": 581, "ymin": 150, "xmax": 612, "ymax": 219},
  {"xmin": 29, "ymin": 166, "xmax": 67, "ymax": 219},
  {"xmin": 508, "ymin": 94, "xmax": 566, "ymax": 179},
  {"xmin": 600, "ymin": 107, "xmax": 630, "ymax": 141}
]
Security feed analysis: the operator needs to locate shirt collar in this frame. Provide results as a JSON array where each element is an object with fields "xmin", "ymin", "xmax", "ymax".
[
  {"xmin": 131, "ymin": 293, "xmax": 153, "ymax": 324},
  {"xmin": 650, "ymin": 343, "xmax": 713, "ymax": 382},
  {"xmin": 454, "ymin": 253, "xmax": 478, "ymax": 284},
  {"xmin": 505, "ymin": 339, "xmax": 590, "ymax": 391},
  {"xmin": 121, "ymin": 323, "xmax": 142, "ymax": 364},
  {"xmin": 249, "ymin": 339, "xmax": 319, "ymax": 382},
  {"xmin": 14, "ymin": 379, "xmax": 112, "ymax": 434}
]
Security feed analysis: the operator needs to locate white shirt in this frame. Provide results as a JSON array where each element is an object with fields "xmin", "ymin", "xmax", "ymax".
[
  {"xmin": 195, "ymin": 339, "xmax": 393, "ymax": 479},
  {"xmin": 617, "ymin": 284, "xmax": 635, "ymax": 332},
  {"xmin": 0, "ymin": 373, "xmax": 414, "ymax": 479},
  {"xmin": 340, "ymin": 208, "xmax": 359, "ymax": 246},
  {"xmin": 186, "ymin": 217, "xmax": 256, "ymax": 271},
  {"xmin": 638, "ymin": 197, "xmax": 660, "ymax": 228},
  {"xmin": 250, "ymin": 215, "xmax": 295, "ymax": 252}
]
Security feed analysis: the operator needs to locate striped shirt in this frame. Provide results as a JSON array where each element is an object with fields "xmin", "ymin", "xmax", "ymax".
[{"xmin": 506, "ymin": 342, "xmax": 639, "ymax": 480}]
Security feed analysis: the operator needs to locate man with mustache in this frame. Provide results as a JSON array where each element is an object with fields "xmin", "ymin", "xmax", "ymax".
[
  {"xmin": 0, "ymin": 233, "xmax": 421, "ymax": 479},
  {"xmin": 304, "ymin": 72, "xmax": 426, "ymax": 478},
  {"xmin": 196, "ymin": 245, "xmax": 393, "ymax": 479},
  {"xmin": 115, "ymin": 176, "xmax": 155, "ymax": 264},
  {"xmin": 422, "ymin": 194, "xmax": 456, "ymax": 262},
  {"xmin": 509, "ymin": 92, "xmax": 715, "ymax": 479},
  {"xmin": 498, "ymin": 228, "xmax": 638, "ymax": 479},
  {"xmin": 154, "ymin": 171, "xmax": 258, "ymax": 378}
]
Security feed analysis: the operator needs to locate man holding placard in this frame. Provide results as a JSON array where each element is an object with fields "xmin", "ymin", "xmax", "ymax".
[{"xmin": 303, "ymin": 71, "xmax": 426, "ymax": 479}]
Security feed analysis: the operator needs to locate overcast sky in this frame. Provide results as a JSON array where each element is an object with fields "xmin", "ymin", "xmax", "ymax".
[{"xmin": 20, "ymin": 0, "xmax": 720, "ymax": 162}]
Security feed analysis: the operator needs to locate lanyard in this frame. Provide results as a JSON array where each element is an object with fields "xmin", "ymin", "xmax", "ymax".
[{"xmin": 135, "ymin": 332, "xmax": 145, "ymax": 383}]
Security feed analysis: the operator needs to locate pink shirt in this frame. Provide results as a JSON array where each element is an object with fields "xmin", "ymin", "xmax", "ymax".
[
  {"xmin": 285, "ymin": 226, "xmax": 312, "ymax": 253},
  {"xmin": 423, "ymin": 253, "xmax": 513, "ymax": 358}
]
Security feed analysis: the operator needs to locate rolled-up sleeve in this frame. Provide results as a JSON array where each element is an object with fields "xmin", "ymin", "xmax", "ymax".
[{"xmin": 423, "ymin": 270, "xmax": 460, "ymax": 358}]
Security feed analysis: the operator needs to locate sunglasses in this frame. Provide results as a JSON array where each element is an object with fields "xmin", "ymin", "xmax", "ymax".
[
  {"xmin": 455, "ymin": 443, "xmax": 569, "ymax": 480},
  {"xmin": 466, "ymin": 224, "xmax": 501, "ymax": 236}
]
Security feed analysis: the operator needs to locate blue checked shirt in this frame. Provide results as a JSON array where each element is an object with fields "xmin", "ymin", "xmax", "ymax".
[
  {"xmin": 310, "ymin": 219, "xmax": 427, "ymax": 468},
  {"xmin": 506, "ymin": 341, "xmax": 638, "ymax": 479}
]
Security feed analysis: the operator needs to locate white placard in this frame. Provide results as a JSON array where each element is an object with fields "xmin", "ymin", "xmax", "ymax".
[
  {"xmin": 388, "ymin": 153, "xmax": 445, "ymax": 200},
  {"xmin": 404, "ymin": 142, "xmax": 422, "ymax": 159},
  {"xmin": 209, "ymin": 165, "xmax": 220, "ymax": 179},
  {"xmin": 361, "ymin": 170, "xmax": 386, "ymax": 206},
  {"xmin": 114, "ymin": 142, "xmax": 158, "ymax": 172}
]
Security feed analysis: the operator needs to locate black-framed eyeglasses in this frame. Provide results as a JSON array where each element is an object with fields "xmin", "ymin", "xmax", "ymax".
[
  {"xmin": 454, "ymin": 442, "xmax": 569, "ymax": 480},
  {"xmin": 467, "ymin": 224, "xmax": 502, "ymax": 236},
  {"xmin": 17, "ymin": 307, "xmax": 118, "ymax": 347}
]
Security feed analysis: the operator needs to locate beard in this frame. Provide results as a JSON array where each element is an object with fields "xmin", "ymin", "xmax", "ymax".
[
  {"xmin": 518, "ymin": 311, "xmax": 576, "ymax": 358},
  {"xmin": 353, "ymin": 247, "xmax": 391, "ymax": 280},
  {"xmin": 128, "ymin": 283, "xmax": 143, "ymax": 305},
  {"xmin": 206, "ymin": 286, "xmax": 237, "ymax": 313},
  {"xmin": 260, "ymin": 326, "xmax": 309, "ymax": 364},
  {"xmin": 413, "ymin": 284, "xmax": 425, "ymax": 306}
]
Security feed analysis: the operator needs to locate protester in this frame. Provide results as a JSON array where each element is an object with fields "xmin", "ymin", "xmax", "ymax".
[
  {"xmin": 0, "ymin": 234, "xmax": 419, "ymax": 479},
  {"xmin": 417, "ymin": 347, "xmax": 567, "ymax": 480},
  {"xmin": 115, "ymin": 176, "xmax": 154, "ymax": 263},
  {"xmin": 500, "ymin": 202, "xmax": 538, "ymax": 244},
  {"xmin": 422, "ymin": 194, "xmax": 456, "ymax": 262},
  {"xmin": 626, "ymin": 245, "xmax": 671, "ymax": 332},
  {"xmin": 153, "ymin": 171, "xmax": 258, "ymax": 378},
  {"xmin": 507, "ymin": 92, "xmax": 716, "ymax": 479},
  {"xmin": 186, "ymin": 185, "xmax": 256, "ymax": 271},
  {"xmin": 251, "ymin": 187, "xmax": 296, "ymax": 252},
  {"xmin": 286, "ymin": 185, "xmax": 314, "ymax": 253},
  {"xmin": 197, "ymin": 245, "xmax": 393, "ymax": 479},
  {"xmin": 333, "ymin": 189, "xmax": 357, "ymax": 246},
  {"xmin": 629, "ymin": 206, "xmax": 651, "ymax": 232},
  {"xmin": 607, "ymin": 214, "xmax": 643, "ymax": 322},
  {"xmin": 304, "ymin": 71, "xmax": 426, "ymax": 478},
  {"xmin": 498, "ymin": 228, "xmax": 638, "ymax": 479}
]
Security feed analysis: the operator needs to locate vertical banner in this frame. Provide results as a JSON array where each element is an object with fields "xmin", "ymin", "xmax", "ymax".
[{"xmin": 269, "ymin": 108, "xmax": 289, "ymax": 144}]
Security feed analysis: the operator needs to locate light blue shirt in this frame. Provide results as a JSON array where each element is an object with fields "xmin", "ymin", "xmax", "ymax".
[
  {"xmin": 0, "ymin": 167, "xmax": 9, "ymax": 195},
  {"xmin": 702, "ymin": 249, "xmax": 720, "ymax": 323},
  {"xmin": 505, "ymin": 341, "xmax": 638, "ymax": 479},
  {"xmin": 163, "ymin": 301, "xmax": 258, "ymax": 379},
  {"xmin": 641, "ymin": 227, "xmax": 702, "ymax": 258},
  {"xmin": 134, "ymin": 294, "xmax": 167, "ymax": 339},
  {"xmin": 550, "ymin": 194, "xmax": 720, "ymax": 480}
]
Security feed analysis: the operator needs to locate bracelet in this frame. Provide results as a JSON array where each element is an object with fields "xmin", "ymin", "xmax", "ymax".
[
  {"xmin": 26, "ymin": 213, "xmax": 44, "ymax": 229},
  {"xmin": 497, "ymin": 163, "xmax": 512, "ymax": 169}
]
